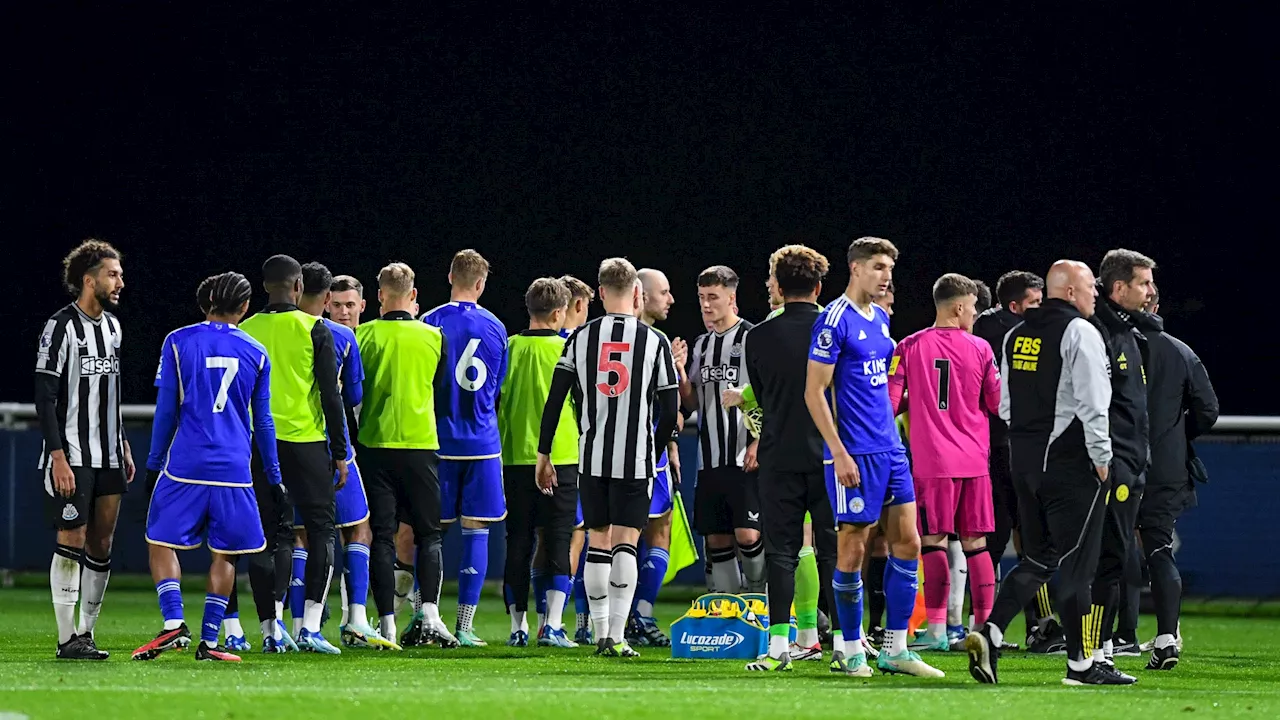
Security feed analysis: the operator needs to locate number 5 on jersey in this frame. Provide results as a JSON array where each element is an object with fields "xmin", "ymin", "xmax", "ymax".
[
  {"xmin": 455, "ymin": 337, "xmax": 489, "ymax": 391},
  {"xmin": 596, "ymin": 341, "xmax": 631, "ymax": 397}
]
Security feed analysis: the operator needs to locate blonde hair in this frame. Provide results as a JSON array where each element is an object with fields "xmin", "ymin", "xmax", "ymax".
[
  {"xmin": 450, "ymin": 249, "xmax": 490, "ymax": 286},
  {"xmin": 598, "ymin": 257, "xmax": 638, "ymax": 293},
  {"xmin": 378, "ymin": 262, "xmax": 415, "ymax": 296},
  {"xmin": 559, "ymin": 274, "xmax": 595, "ymax": 301}
]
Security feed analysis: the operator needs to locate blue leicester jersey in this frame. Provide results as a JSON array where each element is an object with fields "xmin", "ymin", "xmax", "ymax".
[
  {"xmin": 809, "ymin": 294, "xmax": 902, "ymax": 458},
  {"xmin": 422, "ymin": 301, "xmax": 508, "ymax": 458},
  {"xmin": 149, "ymin": 322, "xmax": 279, "ymax": 487},
  {"xmin": 325, "ymin": 317, "xmax": 363, "ymax": 463}
]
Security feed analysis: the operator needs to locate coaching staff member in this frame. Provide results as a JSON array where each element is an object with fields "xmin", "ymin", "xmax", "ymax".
[
  {"xmin": 1130, "ymin": 289, "xmax": 1218, "ymax": 670},
  {"xmin": 966, "ymin": 260, "xmax": 1132, "ymax": 686},
  {"xmin": 740, "ymin": 245, "xmax": 841, "ymax": 672},
  {"xmin": 1087, "ymin": 248, "xmax": 1155, "ymax": 673}
]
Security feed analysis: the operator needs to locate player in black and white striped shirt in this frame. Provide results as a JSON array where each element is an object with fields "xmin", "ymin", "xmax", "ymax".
[
  {"xmin": 34, "ymin": 239, "xmax": 135, "ymax": 660},
  {"xmin": 537, "ymin": 258, "xmax": 680, "ymax": 657},
  {"xmin": 679, "ymin": 265, "xmax": 766, "ymax": 593}
]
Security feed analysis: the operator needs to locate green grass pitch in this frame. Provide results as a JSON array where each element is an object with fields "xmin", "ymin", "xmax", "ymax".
[{"xmin": 2, "ymin": 583, "xmax": 1280, "ymax": 719}]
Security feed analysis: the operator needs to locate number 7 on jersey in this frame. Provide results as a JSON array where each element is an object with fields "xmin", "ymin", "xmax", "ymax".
[
  {"xmin": 596, "ymin": 341, "xmax": 631, "ymax": 397},
  {"xmin": 206, "ymin": 356, "xmax": 240, "ymax": 413}
]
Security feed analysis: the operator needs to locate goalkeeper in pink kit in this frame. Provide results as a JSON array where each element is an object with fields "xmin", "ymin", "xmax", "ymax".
[{"xmin": 887, "ymin": 273, "xmax": 1002, "ymax": 650}]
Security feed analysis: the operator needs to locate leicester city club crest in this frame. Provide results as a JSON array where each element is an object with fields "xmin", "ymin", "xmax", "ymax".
[{"xmin": 850, "ymin": 496, "xmax": 866, "ymax": 514}]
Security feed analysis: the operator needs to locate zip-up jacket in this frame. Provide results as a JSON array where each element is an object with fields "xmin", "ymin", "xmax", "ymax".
[
  {"xmin": 999, "ymin": 298, "xmax": 1113, "ymax": 474},
  {"xmin": 1129, "ymin": 312, "xmax": 1218, "ymax": 488},
  {"xmin": 1093, "ymin": 294, "xmax": 1150, "ymax": 477}
]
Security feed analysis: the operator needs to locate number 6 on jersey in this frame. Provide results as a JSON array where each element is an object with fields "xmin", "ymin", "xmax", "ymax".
[{"xmin": 455, "ymin": 337, "xmax": 489, "ymax": 391}]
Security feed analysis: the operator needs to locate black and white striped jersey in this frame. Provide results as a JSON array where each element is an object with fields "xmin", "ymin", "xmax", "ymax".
[
  {"xmin": 557, "ymin": 313, "xmax": 679, "ymax": 480},
  {"xmin": 34, "ymin": 303, "xmax": 125, "ymax": 469},
  {"xmin": 688, "ymin": 319, "xmax": 753, "ymax": 469}
]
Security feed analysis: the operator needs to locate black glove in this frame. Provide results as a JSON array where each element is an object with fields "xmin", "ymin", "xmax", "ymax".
[{"xmin": 271, "ymin": 482, "xmax": 292, "ymax": 509}]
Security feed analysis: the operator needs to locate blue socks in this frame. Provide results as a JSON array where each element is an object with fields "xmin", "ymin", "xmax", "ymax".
[
  {"xmin": 532, "ymin": 568, "xmax": 549, "ymax": 616},
  {"xmin": 573, "ymin": 547, "xmax": 589, "ymax": 615},
  {"xmin": 885, "ymin": 556, "xmax": 920, "ymax": 631},
  {"xmin": 202, "ymin": 594, "xmax": 230, "ymax": 645},
  {"xmin": 459, "ymin": 528, "xmax": 488, "ymax": 608},
  {"xmin": 289, "ymin": 547, "xmax": 307, "ymax": 626},
  {"xmin": 634, "ymin": 546, "xmax": 669, "ymax": 617},
  {"xmin": 156, "ymin": 578, "xmax": 183, "ymax": 627},
  {"xmin": 456, "ymin": 527, "xmax": 488, "ymax": 633},
  {"xmin": 345, "ymin": 542, "xmax": 370, "ymax": 610},
  {"xmin": 833, "ymin": 569, "xmax": 864, "ymax": 646}
]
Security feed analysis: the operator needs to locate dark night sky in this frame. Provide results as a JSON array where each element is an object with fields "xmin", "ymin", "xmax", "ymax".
[{"xmin": 5, "ymin": 5, "xmax": 1273, "ymax": 412}]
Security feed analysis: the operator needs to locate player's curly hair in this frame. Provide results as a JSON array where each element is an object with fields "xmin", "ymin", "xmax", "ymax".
[
  {"xmin": 301, "ymin": 262, "xmax": 334, "ymax": 296},
  {"xmin": 62, "ymin": 238, "xmax": 121, "ymax": 296},
  {"xmin": 770, "ymin": 245, "xmax": 829, "ymax": 298},
  {"xmin": 197, "ymin": 272, "xmax": 252, "ymax": 317},
  {"xmin": 526, "ymin": 277, "xmax": 571, "ymax": 319}
]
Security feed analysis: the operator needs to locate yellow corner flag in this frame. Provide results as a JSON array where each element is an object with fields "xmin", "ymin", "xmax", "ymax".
[{"xmin": 664, "ymin": 490, "xmax": 699, "ymax": 585}]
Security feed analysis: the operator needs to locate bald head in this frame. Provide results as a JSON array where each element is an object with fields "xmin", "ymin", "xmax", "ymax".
[
  {"xmin": 637, "ymin": 267, "xmax": 674, "ymax": 323},
  {"xmin": 1046, "ymin": 260, "xmax": 1098, "ymax": 317}
]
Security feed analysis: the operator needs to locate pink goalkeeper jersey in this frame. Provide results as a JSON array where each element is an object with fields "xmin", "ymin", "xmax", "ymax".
[{"xmin": 887, "ymin": 326, "xmax": 1001, "ymax": 479}]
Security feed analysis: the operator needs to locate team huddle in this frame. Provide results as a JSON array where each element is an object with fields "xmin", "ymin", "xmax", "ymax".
[{"xmin": 35, "ymin": 236, "xmax": 1217, "ymax": 687}]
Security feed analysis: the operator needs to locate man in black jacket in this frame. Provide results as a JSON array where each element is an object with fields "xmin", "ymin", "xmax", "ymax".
[
  {"xmin": 973, "ymin": 271, "xmax": 1059, "ymax": 651},
  {"xmin": 1088, "ymin": 249, "xmax": 1156, "ymax": 674},
  {"xmin": 966, "ymin": 260, "xmax": 1124, "ymax": 686},
  {"xmin": 742, "ymin": 245, "xmax": 841, "ymax": 672},
  {"xmin": 1130, "ymin": 290, "xmax": 1218, "ymax": 670}
]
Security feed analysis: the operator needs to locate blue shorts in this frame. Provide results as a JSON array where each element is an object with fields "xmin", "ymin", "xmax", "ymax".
[
  {"xmin": 825, "ymin": 448, "xmax": 915, "ymax": 525},
  {"xmin": 293, "ymin": 459, "xmax": 369, "ymax": 529},
  {"xmin": 575, "ymin": 498, "xmax": 584, "ymax": 529},
  {"xmin": 440, "ymin": 457, "xmax": 507, "ymax": 523},
  {"xmin": 649, "ymin": 467, "xmax": 673, "ymax": 518},
  {"xmin": 146, "ymin": 473, "xmax": 266, "ymax": 554}
]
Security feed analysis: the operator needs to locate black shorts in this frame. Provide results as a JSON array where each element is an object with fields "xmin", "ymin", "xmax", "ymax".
[
  {"xmin": 361, "ymin": 447, "xmax": 442, "ymax": 542},
  {"xmin": 505, "ymin": 465, "xmax": 580, "ymax": 534},
  {"xmin": 758, "ymin": 467, "xmax": 834, "ymax": 563},
  {"xmin": 44, "ymin": 465, "xmax": 127, "ymax": 530},
  {"xmin": 694, "ymin": 465, "xmax": 761, "ymax": 536},
  {"xmin": 580, "ymin": 472, "xmax": 651, "ymax": 531},
  {"xmin": 276, "ymin": 440, "xmax": 336, "ymax": 526}
]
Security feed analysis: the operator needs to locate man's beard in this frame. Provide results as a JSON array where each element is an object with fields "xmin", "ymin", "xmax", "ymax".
[{"xmin": 96, "ymin": 288, "xmax": 119, "ymax": 312}]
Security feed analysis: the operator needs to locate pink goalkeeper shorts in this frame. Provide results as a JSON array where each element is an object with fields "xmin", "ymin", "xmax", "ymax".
[{"xmin": 915, "ymin": 475, "xmax": 994, "ymax": 538}]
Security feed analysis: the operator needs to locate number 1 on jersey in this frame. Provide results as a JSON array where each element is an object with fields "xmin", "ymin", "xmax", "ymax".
[
  {"xmin": 206, "ymin": 356, "xmax": 240, "ymax": 413},
  {"xmin": 934, "ymin": 358, "xmax": 950, "ymax": 411},
  {"xmin": 596, "ymin": 341, "xmax": 632, "ymax": 397},
  {"xmin": 455, "ymin": 337, "xmax": 489, "ymax": 391}
]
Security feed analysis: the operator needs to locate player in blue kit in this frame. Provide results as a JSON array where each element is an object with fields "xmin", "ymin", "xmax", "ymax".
[
  {"xmin": 287, "ymin": 263, "xmax": 398, "ymax": 650},
  {"xmin": 133, "ymin": 272, "xmax": 282, "ymax": 663},
  {"xmin": 420, "ymin": 250, "xmax": 509, "ymax": 646},
  {"xmin": 804, "ymin": 238, "xmax": 942, "ymax": 679}
]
